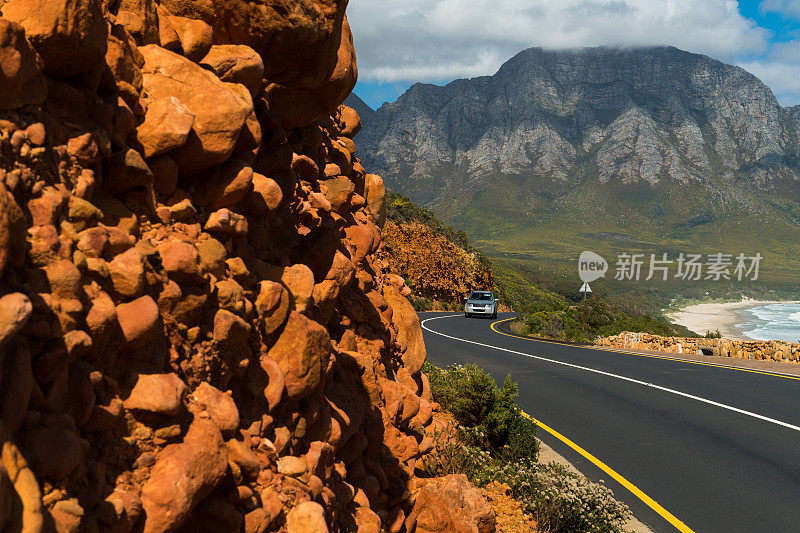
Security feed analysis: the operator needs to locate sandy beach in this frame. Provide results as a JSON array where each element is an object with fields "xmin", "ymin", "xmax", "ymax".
[{"xmin": 666, "ymin": 299, "xmax": 789, "ymax": 340}]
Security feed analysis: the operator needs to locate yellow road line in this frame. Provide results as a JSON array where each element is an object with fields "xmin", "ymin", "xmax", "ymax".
[
  {"xmin": 523, "ymin": 412, "xmax": 694, "ymax": 533},
  {"xmin": 490, "ymin": 317, "xmax": 800, "ymax": 382}
]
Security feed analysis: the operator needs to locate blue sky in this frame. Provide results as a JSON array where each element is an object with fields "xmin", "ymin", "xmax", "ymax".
[{"xmin": 349, "ymin": 0, "xmax": 800, "ymax": 110}]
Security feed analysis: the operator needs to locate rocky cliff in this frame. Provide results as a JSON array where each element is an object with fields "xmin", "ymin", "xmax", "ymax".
[{"xmin": 0, "ymin": 2, "xmax": 457, "ymax": 532}]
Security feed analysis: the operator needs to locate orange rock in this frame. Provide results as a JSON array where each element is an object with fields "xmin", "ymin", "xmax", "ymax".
[
  {"xmin": 104, "ymin": 148, "xmax": 154, "ymax": 195},
  {"xmin": 139, "ymin": 45, "xmax": 251, "ymax": 175},
  {"xmin": 255, "ymin": 280, "xmax": 290, "ymax": 336},
  {"xmin": 292, "ymin": 154, "xmax": 319, "ymax": 181},
  {"xmin": 264, "ymin": 15, "xmax": 357, "ymax": 128},
  {"xmin": 266, "ymin": 311, "xmax": 331, "ymax": 401},
  {"xmin": 141, "ymin": 418, "xmax": 228, "ymax": 532},
  {"xmin": 364, "ymin": 174, "xmax": 386, "ymax": 228},
  {"xmin": 137, "ymin": 96, "xmax": 196, "ymax": 158},
  {"xmin": 195, "ymin": 159, "xmax": 254, "ymax": 209},
  {"xmin": 108, "ymin": 248, "xmax": 146, "ymax": 298},
  {"xmin": 285, "ymin": 501, "xmax": 329, "ymax": 533},
  {"xmin": 169, "ymin": 15, "xmax": 213, "ymax": 61},
  {"xmin": 411, "ymin": 474, "xmax": 496, "ymax": 533},
  {"xmin": 212, "ymin": 308, "xmax": 251, "ymax": 347},
  {"xmin": 248, "ymin": 173, "xmax": 283, "ymax": 215},
  {"xmin": 320, "ymin": 175, "xmax": 355, "ymax": 212},
  {"xmin": 0, "ymin": 292, "xmax": 32, "ymax": 346},
  {"xmin": 192, "ymin": 382, "xmax": 239, "ymax": 435},
  {"xmin": 158, "ymin": 241, "xmax": 202, "ymax": 284},
  {"xmin": 196, "ymin": 238, "xmax": 227, "ymax": 277},
  {"xmin": 259, "ymin": 355, "xmax": 284, "ymax": 411},
  {"xmin": 116, "ymin": 295, "xmax": 160, "ymax": 349},
  {"xmin": 344, "ymin": 223, "xmax": 375, "ymax": 264},
  {"xmin": 205, "ymin": 208, "xmax": 248, "ymax": 236},
  {"xmin": 200, "ymin": 45, "xmax": 264, "ymax": 98},
  {"xmin": 338, "ymin": 105, "xmax": 361, "ymax": 138},
  {"xmin": 255, "ymin": 262, "xmax": 315, "ymax": 313},
  {"xmin": 124, "ymin": 373, "xmax": 187, "ymax": 416},
  {"xmin": 383, "ymin": 286, "xmax": 427, "ymax": 374},
  {"xmin": 2, "ymin": 0, "xmax": 107, "ymax": 79},
  {"xmin": 0, "ymin": 20, "xmax": 47, "ymax": 110}
]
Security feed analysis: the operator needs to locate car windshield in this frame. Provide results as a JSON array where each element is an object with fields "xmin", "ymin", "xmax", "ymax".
[{"xmin": 469, "ymin": 292, "xmax": 493, "ymax": 301}]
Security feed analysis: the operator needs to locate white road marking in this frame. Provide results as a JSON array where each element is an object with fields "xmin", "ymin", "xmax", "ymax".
[{"xmin": 421, "ymin": 314, "xmax": 800, "ymax": 433}]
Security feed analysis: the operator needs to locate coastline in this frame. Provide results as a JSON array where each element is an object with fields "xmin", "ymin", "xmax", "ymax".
[{"xmin": 665, "ymin": 299, "xmax": 799, "ymax": 341}]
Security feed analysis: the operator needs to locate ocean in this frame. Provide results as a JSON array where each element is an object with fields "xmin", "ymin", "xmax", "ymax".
[{"xmin": 739, "ymin": 303, "xmax": 800, "ymax": 343}]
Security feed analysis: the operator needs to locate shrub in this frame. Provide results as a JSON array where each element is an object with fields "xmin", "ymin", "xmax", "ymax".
[
  {"xmin": 424, "ymin": 363, "xmax": 536, "ymax": 455},
  {"xmin": 498, "ymin": 460, "xmax": 631, "ymax": 533},
  {"xmin": 522, "ymin": 297, "xmax": 685, "ymax": 342},
  {"xmin": 422, "ymin": 362, "xmax": 631, "ymax": 532}
]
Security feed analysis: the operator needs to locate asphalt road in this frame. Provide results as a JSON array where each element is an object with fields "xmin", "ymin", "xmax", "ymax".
[{"xmin": 420, "ymin": 312, "xmax": 800, "ymax": 532}]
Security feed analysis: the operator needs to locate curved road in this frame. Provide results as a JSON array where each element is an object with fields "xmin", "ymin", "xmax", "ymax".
[{"xmin": 421, "ymin": 312, "xmax": 800, "ymax": 532}]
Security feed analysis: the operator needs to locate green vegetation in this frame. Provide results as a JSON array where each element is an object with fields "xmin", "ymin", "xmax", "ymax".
[
  {"xmin": 392, "ymin": 193, "xmax": 699, "ymax": 340},
  {"xmin": 520, "ymin": 296, "xmax": 690, "ymax": 343},
  {"xmin": 423, "ymin": 362, "xmax": 631, "ymax": 532}
]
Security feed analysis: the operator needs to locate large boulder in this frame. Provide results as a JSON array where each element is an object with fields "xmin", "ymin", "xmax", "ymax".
[
  {"xmin": 2, "ymin": 0, "xmax": 107, "ymax": 79},
  {"xmin": 200, "ymin": 44, "xmax": 263, "ymax": 98},
  {"xmin": 364, "ymin": 174, "xmax": 386, "ymax": 228},
  {"xmin": 139, "ymin": 45, "xmax": 251, "ymax": 175},
  {"xmin": 410, "ymin": 474, "xmax": 496, "ymax": 533},
  {"xmin": 159, "ymin": 0, "xmax": 355, "ymax": 128},
  {"xmin": 141, "ymin": 418, "xmax": 228, "ymax": 532},
  {"xmin": 263, "ymin": 15, "xmax": 356, "ymax": 128},
  {"xmin": 265, "ymin": 311, "xmax": 330, "ymax": 401},
  {"xmin": 383, "ymin": 286, "xmax": 426, "ymax": 374},
  {"xmin": 0, "ymin": 20, "xmax": 47, "ymax": 110},
  {"xmin": 136, "ymin": 96, "xmax": 196, "ymax": 158}
]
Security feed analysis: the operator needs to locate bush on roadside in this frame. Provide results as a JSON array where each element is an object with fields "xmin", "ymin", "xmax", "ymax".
[
  {"xmin": 422, "ymin": 363, "xmax": 631, "ymax": 532},
  {"xmin": 522, "ymin": 297, "xmax": 683, "ymax": 342},
  {"xmin": 423, "ymin": 362, "xmax": 534, "ymax": 455}
]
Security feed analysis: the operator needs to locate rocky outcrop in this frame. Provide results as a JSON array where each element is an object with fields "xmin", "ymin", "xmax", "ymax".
[
  {"xmin": 410, "ymin": 474, "xmax": 496, "ymax": 533},
  {"xmin": 0, "ymin": 1, "xmax": 486, "ymax": 531},
  {"xmin": 379, "ymin": 194, "xmax": 494, "ymax": 304}
]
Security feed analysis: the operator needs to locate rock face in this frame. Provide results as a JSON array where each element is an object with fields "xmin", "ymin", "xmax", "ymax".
[
  {"xmin": 352, "ymin": 46, "xmax": 800, "ymax": 259},
  {"xmin": 0, "ymin": 1, "xmax": 489, "ymax": 531}
]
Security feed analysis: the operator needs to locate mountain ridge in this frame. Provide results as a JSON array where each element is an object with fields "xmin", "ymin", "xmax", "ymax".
[{"xmin": 350, "ymin": 44, "xmax": 800, "ymax": 296}]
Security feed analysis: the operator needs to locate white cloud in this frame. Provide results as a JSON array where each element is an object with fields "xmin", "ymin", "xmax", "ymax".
[
  {"xmin": 348, "ymin": 0, "xmax": 769, "ymax": 83},
  {"xmin": 738, "ymin": 61, "xmax": 800, "ymax": 105},
  {"xmin": 739, "ymin": 40, "xmax": 800, "ymax": 105},
  {"xmin": 760, "ymin": 0, "xmax": 800, "ymax": 19}
]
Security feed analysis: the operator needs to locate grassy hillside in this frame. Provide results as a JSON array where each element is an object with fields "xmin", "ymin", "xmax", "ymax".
[
  {"xmin": 441, "ymin": 175, "xmax": 800, "ymax": 313},
  {"xmin": 385, "ymin": 194, "xmax": 694, "ymax": 340}
]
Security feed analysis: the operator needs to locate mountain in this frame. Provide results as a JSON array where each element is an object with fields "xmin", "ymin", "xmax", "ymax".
[
  {"xmin": 353, "ymin": 46, "xmax": 800, "ymax": 296},
  {"xmin": 344, "ymin": 92, "xmax": 375, "ymax": 124}
]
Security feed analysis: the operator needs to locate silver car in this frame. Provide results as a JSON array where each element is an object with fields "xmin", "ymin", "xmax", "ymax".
[{"xmin": 464, "ymin": 291, "xmax": 499, "ymax": 318}]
